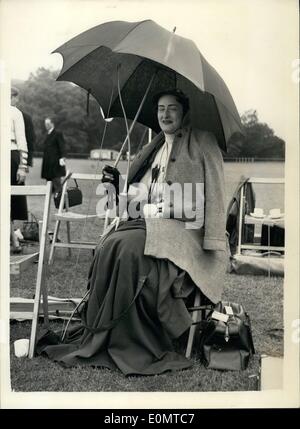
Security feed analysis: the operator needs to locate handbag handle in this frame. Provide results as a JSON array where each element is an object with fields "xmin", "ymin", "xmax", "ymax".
[
  {"xmin": 61, "ymin": 171, "xmax": 73, "ymax": 187},
  {"xmin": 72, "ymin": 178, "xmax": 79, "ymax": 188},
  {"xmin": 61, "ymin": 172, "xmax": 79, "ymax": 189},
  {"xmin": 27, "ymin": 211, "xmax": 39, "ymax": 224}
]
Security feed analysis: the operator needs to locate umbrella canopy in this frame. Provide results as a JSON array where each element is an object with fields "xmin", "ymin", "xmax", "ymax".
[{"xmin": 54, "ymin": 19, "xmax": 243, "ymax": 151}]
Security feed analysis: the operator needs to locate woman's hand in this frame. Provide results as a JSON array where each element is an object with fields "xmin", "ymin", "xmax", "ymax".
[
  {"xmin": 142, "ymin": 202, "xmax": 165, "ymax": 218},
  {"xmin": 59, "ymin": 158, "xmax": 66, "ymax": 167},
  {"xmin": 143, "ymin": 203, "xmax": 158, "ymax": 218},
  {"xmin": 155, "ymin": 202, "xmax": 164, "ymax": 218}
]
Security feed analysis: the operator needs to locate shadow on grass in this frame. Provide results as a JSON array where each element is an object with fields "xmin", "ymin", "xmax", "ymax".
[
  {"xmin": 9, "ymin": 241, "xmax": 283, "ymax": 392},
  {"xmin": 9, "ymin": 320, "xmax": 261, "ymax": 392}
]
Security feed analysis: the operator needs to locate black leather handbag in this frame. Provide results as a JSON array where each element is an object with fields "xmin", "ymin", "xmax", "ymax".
[
  {"xmin": 54, "ymin": 174, "xmax": 83, "ymax": 209},
  {"xmin": 261, "ymin": 224, "xmax": 285, "ymax": 247},
  {"xmin": 22, "ymin": 212, "xmax": 40, "ymax": 242},
  {"xmin": 200, "ymin": 301, "xmax": 255, "ymax": 371}
]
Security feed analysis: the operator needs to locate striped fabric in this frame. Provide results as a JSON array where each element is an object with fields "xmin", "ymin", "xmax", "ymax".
[
  {"xmin": 19, "ymin": 150, "xmax": 28, "ymax": 171},
  {"xmin": 11, "ymin": 105, "xmax": 28, "ymax": 172}
]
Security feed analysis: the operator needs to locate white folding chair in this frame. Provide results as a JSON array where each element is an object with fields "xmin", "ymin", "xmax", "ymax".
[
  {"xmin": 236, "ymin": 177, "xmax": 285, "ymax": 255},
  {"xmin": 48, "ymin": 171, "xmax": 103, "ymax": 264},
  {"xmin": 10, "ymin": 181, "xmax": 52, "ymax": 358}
]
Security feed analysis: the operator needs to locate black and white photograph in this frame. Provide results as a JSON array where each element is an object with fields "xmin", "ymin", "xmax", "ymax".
[{"xmin": 0, "ymin": 0, "xmax": 299, "ymax": 409}]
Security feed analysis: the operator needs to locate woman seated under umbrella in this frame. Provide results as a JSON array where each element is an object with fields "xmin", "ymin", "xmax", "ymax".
[{"xmin": 37, "ymin": 89, "xmax": 228, "ymax": 375}]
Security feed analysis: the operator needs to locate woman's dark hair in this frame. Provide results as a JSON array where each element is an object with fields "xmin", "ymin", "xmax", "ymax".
[{"xmin": 153, "ymin": 89, "xmax": 190, "ymax": 116}]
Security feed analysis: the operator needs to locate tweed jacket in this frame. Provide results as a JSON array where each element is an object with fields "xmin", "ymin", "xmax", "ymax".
[{"xmin": 128, "ymin": 126, "xmax": 228, "ymax": 303}]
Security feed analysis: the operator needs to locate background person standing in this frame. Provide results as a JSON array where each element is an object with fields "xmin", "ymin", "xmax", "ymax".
[
  {"xmin": 41, "ymin": 117, "xmax": 67, "ymax": 197},
  {"xmin": 10, "ymin": 86, "xmax": 36, "ymax": 168},
  {"xmin": 10, "ymin": 87, "xmax": 29, "ymax": 253},
  {"xmin": 21, "ymin": 111, "xmax": 36, "ymax": 168}
]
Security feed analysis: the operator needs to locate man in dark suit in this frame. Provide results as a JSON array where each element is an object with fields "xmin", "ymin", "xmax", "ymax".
[{"xmin": 41, "ymin": 117, "xmax": 67, "ymax": 195}]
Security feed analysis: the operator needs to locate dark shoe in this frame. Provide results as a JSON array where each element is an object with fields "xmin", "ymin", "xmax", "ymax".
[{"xmin": 49, "ymin": 237, "xmax": 61, "ymax": 244}]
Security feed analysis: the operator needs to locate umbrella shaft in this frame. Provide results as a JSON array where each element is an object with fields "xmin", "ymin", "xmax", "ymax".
[
  {"xmin": 113, "ymin": 71, "xmax": 156, "ymax": 168},
  {"xmin": 104, "ymin": 71, "xmax": 156, "ymax": 232}
]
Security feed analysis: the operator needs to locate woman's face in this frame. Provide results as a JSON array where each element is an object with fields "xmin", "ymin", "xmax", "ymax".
[{"xmin": 157, "ymin": 94, "xmax": 184, "ymax": 135}]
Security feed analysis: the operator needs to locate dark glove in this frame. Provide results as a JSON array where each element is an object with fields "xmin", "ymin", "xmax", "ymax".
[{"xmin": 102, "ymin": 165, "xmax": 121, "ymax": 195}]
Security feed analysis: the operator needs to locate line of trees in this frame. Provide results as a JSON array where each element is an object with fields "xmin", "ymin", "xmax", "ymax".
[
  {"xmin": 226, "ymin": 110, "xmax": 285, "ymax": 159},
  {"xmin": 14, "ymin": 67, "xmax": 285, "ymax": 159},
  {"xmin": 15, "ymin": 67, "xmax": 148, "ymax": 155}
]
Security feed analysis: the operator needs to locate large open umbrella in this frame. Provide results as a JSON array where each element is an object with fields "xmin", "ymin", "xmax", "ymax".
[{"xmin": 53, "ymin": 19, "xmax": 243, "ymax": 152}]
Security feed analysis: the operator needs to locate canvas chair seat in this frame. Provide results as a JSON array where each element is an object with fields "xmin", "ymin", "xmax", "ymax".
[{"xmin": 54, "ymin": 211, "xmax": 97, "ymax": 222}]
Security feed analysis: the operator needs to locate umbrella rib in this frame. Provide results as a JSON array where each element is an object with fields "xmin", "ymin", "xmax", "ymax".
[
  {"xmin": 120, "ymin": 19, "xmax": 152, "ymax": 42},
  {"xmin": 53, "ymin": 19, "xmax": 152, "ymax": 53},
  {"xmin": 110, "ymin": 55, "xmax": 150, "ymax": 105},
  {"xmin": 67, "ymin": 20, "xmax": 151, "ymax": 48},
  {"xmin": 65, "ymin": 20, "xmax": 151, "ymax": 49},
  {"xmin": 57, "ymin": 45, "xmax": 112, "ymax": 82},
  {"xmin": 56, "ymin": 20, "xmax": 151, "ymax": 80}
]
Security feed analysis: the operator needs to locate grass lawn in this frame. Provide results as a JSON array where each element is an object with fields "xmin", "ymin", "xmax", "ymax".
[
  {"xmin": 9, "ymin": 273, "xmax": 283, "ymax": 392},
  {"xmin": 8, "ymin": 159, "xmax": 284, "ymax": 392}
]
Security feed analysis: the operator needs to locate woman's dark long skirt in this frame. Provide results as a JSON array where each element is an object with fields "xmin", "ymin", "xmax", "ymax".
[
  {"xmin": 37, "ymin": 220, "xmax": 194, "ymax": 375},
  {"xmin": 11, "ymin": 150, "xmax": 28, "ymax": 221}
]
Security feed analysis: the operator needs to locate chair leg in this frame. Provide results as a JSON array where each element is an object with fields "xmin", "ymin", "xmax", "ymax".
[
  {"xmin": 66, "ymin": 221, "xmax": 72, "ymax": 257},
  {"xmin": 41, "ymin": 265, "xmax": 49, "ymax": 328},
  {"xmin": 29, "ymin": 181, "xmax": 52, "ymax": 358},
  {"xmin": 185, "ymin": 288, "xmax": 201, "ymax": 359},
  {"xmin": 48, "ymin": 219, "xmax": 60, "ymax": 265}
]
